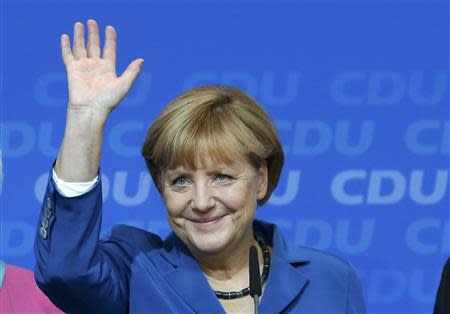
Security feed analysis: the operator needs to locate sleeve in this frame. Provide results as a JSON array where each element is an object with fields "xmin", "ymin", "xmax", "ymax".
[
  {"xmin": 345, "ymin": 264, "xmax": 367, "ymax": 314},
  {"xmin": 34, "ymin": 170, "xmax": 134, "ymax": 314},
  {"xmin": 52, "ymin": 168, "xmax": 98, "ymax": 197}
]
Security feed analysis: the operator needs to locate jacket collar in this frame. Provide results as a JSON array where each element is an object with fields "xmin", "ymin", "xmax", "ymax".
[
  {"xmin": 160, "ymin": 233, "xmax": 224, "ymax": 313},
  {"xmin": 253, "ymin": 220, "xmax": 310, "ymax": 313},
  {"xmin": 159, "ymin": 219, "xmax": 310, "ymax": 313},
  {"xmin": 253, "ymin": 219, "xmax": 310, "ymax": 265}
]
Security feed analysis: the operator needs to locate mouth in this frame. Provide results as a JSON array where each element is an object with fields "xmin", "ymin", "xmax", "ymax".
[{"xmin": 189, "ymin": 215, "xmax": 226, "ymax": 227}]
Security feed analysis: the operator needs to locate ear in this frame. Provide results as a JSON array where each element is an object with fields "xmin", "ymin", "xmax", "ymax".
[{"xmin": 256, "ymin": 160, "xmax": 268, "ymax": 201}]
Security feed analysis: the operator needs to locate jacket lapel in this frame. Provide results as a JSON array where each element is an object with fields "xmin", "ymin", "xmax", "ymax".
[
  {"xmin": 159, "ymin": 233, "xmax": 226, "ymax": 314},
  {"xmin": 159, "ymin": 221, "xmax": 310, "ymax": 314},
  {"xmin": 259, "ymin": 255, "xmax": 309, "ymax": 313},
  {"xmin": 255, "ymin": 220, "xmax": 310, "ymax": 313}
]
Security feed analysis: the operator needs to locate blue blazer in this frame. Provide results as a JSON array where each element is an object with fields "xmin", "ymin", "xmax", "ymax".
[{"xmin": 35, "ymin": 174, "xmax": 366, "ymax": 314}]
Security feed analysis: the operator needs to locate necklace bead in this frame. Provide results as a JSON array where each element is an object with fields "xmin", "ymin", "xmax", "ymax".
[{"xmin": 213, "ymin": 237, "xmax": 271, "ymax": 300}]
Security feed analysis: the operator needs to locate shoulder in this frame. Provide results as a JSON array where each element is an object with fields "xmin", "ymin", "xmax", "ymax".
[
  {"xmin": 264, "ymin": 219, "xmax": 363, "ymax": 290},
  {"xmin": 289, "ymin": 246, "xmax": 365, "ymax": 311},
  {"xmin": 257, "ymin": 219, "xmax": 359, "ymax": 282},
  {"xmin": 297, "ymin": 245, "xmax": 355, "ymax": 272},
  {"xmin": 292, "ymin": 246, "xmax": 365, "ymax": 310},
  {"xmin": 2, "ymin": 264, "xmax": 64, "ymax": 313},
  {"xmin": 293, "ymin": 245, "xmax": 360, "ymax": 284},
  {"xmin": 434, "ymin": 257, "xmax": 450, "ymax": 313},
  {"xmin": 101, "ymin": 224, "xmax": 164, "ymax": 253},
  {"xmin": 4, "ymin": 264, "xmax": 35, "ymax": 284},
  {"xmin": 259, "ymin": 220, "xmax": 366, "ymax": 311}
]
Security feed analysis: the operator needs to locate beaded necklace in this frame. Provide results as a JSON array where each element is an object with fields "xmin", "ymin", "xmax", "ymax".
[{"xmin": 213, "ymin": 237, "xmax": 271, "ymax": 300}]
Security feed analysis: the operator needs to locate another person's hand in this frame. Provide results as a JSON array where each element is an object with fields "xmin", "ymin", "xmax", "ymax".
[{"xmin": 62, "ymin": 19, "xmax": 143, "ymax": 117}]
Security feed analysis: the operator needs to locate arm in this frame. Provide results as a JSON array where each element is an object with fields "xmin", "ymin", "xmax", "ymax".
[
  {"xmin": 52, "ymin": 169, "xmax": 98, "ymax": 197},
  {"xmin": 55, "ymin": 20, "xmax": 143, "ymax": 182},
  {"xmin": 345, "ymin": 264, "xmax": 366, "ymax": 314},
  {"xmin": 35, "ymin": 175, "xmax": 135, "ymax": 314},
  {"xmin": 35, "ymin": 20, "xmax": 143, "ymax": 313}
]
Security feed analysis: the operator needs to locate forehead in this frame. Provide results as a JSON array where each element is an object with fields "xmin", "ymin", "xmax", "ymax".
[{"xmin": 165, "ymin": 157, "xmax": 249, "ymax": 173}]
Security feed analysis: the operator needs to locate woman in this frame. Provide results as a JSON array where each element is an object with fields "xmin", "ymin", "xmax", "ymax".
[
  {"xmin": 0, "ymin": 156, "xmax": 62, "ymax": 313},
  {"xmin": 0, "ymin": 261, "xmax": 63, "ymax": 313},
  {"xmin": 34, "ymin": 20, "xmax": 366, "ymax": 313}
]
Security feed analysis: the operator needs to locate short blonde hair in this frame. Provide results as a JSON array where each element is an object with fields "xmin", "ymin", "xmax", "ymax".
[{"xmin": 141, "ymin": 85, "xmax": 284, "ymax": 205}]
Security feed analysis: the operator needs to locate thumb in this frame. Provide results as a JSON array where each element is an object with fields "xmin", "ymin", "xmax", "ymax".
[{"xmin": 118, "ymin": 58, "xmax": 144, "ymax": 92}]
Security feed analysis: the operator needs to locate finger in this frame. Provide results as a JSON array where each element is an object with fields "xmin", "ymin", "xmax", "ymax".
[
  {"xmin": 61, "ymin": 34, "xmax": 75, "ymax": 65},
  {"xmin": 118, "ymin": 58, "xmax": 144, "ymax": 93},
  {"xmin": 103, "ymin": 25, "xmax": 117, "ymax": 66},
  {"xmin": 73, "ymin": 22, "xmax": 87, "ymax": 59},
  {"xmin": 87, "ymin": 19, "xmax": 100, "ymax": 58}
]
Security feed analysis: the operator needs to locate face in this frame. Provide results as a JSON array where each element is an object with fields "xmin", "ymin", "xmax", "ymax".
[{"xmin": 161, "ymin": 157, "xmax": 268, "ymax": 256}]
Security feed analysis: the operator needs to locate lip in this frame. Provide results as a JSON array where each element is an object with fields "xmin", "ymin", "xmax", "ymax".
[{"xmin": 189, "ymin": 215, "xmax": 226, "ymax": 227}]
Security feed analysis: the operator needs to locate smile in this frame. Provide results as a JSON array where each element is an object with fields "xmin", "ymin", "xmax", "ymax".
[{"xmin": 189, "ymin": 215, "xmax": 226, "ymax": 228}]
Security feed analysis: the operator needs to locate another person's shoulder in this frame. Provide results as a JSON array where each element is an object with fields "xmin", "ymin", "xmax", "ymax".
[
  {"xmin": 434, "ymin": 257, "xmax": 450, "ymax": 314},
  {"xmin": 1, "ymin": 262, "xmax": 64, "ymax": 313}
]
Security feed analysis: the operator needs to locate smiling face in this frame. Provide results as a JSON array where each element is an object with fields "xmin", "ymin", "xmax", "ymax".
[{"xmin": 161, "ymin": 157, "xmax": 268, "ymax": 256}]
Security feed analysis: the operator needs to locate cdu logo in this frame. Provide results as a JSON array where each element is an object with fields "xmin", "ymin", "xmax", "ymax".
[
  {"xmin": 330, "ymin": 71, "xmax": 448, "ymax": 106},
  {"xmin": 183, "ymin": 71, "xmax": 301, "ymax": 107}
]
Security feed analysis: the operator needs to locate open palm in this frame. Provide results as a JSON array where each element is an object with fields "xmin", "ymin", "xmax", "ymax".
[{"xmin": 62, "ymin": 20, "xmax": 143, "ymax": 114}]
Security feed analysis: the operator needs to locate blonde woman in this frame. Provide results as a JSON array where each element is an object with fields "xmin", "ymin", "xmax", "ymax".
[{"xmin": 34, "ymin": 20, "xmax": 366, "ymax": 314}]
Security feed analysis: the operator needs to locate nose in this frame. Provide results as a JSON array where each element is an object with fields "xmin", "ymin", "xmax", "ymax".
[{"xmin": 191, "ymin": 183, "xmax": 215, "ymax": 212}]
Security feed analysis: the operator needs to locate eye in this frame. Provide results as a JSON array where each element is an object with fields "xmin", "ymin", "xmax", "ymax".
[
  {"xmin": 214, "ymin": 174, "xmax": 232, "ymax": 183},
  {"xmin": 172, "ymin": 176, "xmax": 190, "ymax": 186}
]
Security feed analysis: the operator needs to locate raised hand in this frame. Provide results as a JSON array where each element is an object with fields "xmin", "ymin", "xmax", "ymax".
[
  {"xmin": 55, "ymin": 20, "xmax": 143, "ymax": 182},
  {"xmin": 62, "ymin": 20, "xmax": 143, "ymax": 115}
]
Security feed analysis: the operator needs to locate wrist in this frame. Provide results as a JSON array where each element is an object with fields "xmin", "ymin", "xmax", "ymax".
[
  {"xmin": 65, "ymin": 105, "xmax": 109, "ymax": 133},
  {"xmin": 67, "ymin": 102, "xmax": 111, "ymax": 121}
]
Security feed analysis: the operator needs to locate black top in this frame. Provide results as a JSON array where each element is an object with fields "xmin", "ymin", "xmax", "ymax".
[{"xmin": 434, "ymin": 257, "xmax": 450, "ymax": 314}]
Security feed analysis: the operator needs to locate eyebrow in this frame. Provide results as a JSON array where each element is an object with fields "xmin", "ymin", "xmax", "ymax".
[{"xmin": 165, "ymin": 164, "xmax": 242, "ymax": 176}]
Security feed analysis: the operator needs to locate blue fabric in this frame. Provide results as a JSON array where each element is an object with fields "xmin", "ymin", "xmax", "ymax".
[{"xmin": 34, "ymin": 172, "xmax": 366, "ymax": 314}]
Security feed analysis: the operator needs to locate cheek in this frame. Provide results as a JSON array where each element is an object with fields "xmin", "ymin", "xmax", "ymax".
[
  {"xmin": 218, "ymin": 183, "xmax": 258, "ymax": 211},
  {"xmin": 163, "ymin": 191, "xmax": 189, "ymax": 217}
]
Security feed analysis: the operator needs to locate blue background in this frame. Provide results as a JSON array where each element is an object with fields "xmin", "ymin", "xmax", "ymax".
[{"xmin": 1, "ymin": 0, "xmax": 449, "ymax": 313}]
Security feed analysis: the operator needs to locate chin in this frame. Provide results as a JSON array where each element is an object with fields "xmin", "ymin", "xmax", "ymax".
[
  {"xmin": 190, "ymin": 235, "xmax": 231, "ymax": 255},
  {"xmin": 184, "ymin": 217, "xmax": 237, "ymax": 255}
]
